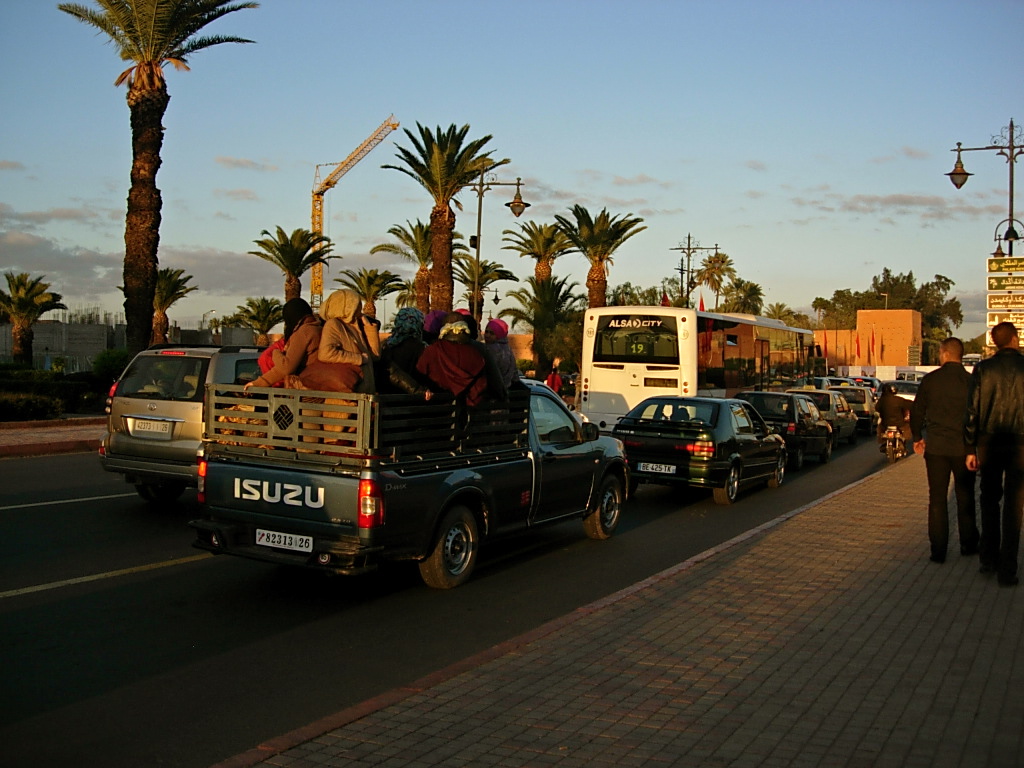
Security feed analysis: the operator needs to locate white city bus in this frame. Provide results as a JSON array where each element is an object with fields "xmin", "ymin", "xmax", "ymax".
[{"xmin": 578, "ymin": 306, "xmax": 815, "ymax": 431}]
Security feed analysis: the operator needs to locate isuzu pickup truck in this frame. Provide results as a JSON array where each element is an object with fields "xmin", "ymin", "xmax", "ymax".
[{"xmin": 189, "ymin": 380, "xmax": 628, "ymax": 588}]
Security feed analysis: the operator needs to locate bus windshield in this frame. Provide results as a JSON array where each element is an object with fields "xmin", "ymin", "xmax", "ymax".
[{"xmin": 592, "ymin": 314, "xmax": 680, "ymax": 365}]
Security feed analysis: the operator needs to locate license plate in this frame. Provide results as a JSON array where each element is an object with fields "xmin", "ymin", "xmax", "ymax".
[
  {"xmin": 637, "ymin": 462, "xmax": 675, "ymax": 474},
  {"xmin": 133, "ymin": 419, "xmax": 171, "ymax": 436},
  {"xmin": 255, "ymin": 529, "xmax": 313, "ymax": 553}
]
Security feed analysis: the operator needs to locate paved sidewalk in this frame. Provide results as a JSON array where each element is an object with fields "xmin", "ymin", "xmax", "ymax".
[
  {"xmin": 0, "ymin": 416, "xmax": 105, "ymax": 457},
  {"xmin": 214, "ymin": 456, "xmax": 1024, "ymax": 768}
]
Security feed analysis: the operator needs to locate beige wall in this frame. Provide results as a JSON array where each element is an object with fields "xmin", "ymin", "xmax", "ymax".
[{"xmin": 814, "ymin": 309, "xmax": 922, "ymax": 368}]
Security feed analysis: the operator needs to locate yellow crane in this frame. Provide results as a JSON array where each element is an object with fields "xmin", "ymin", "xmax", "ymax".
[{"xmin": 310, "ymin": 114, "xmax": 400, "ymax": 308}]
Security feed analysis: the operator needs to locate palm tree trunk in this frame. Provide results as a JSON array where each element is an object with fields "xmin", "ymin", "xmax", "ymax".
[
  {"xmin": 429, "ymin": 205, "xmax": 456, "ymax": 312},
  {"xmin": 536, "ymin": 257, "xmax": 553, "ymax": 283},
  {"xmin": 124, "ymin": 84, "xmax": 169, "ymax": 355},
  {"xmin": 284, "ymin": 274, "xmax": 301, "ymax": 302},
  {"xmin": 586, "ymin": 261, "xmax": 607, "ymax": 308},
  {"xmin": 415, "ymin": 266, "xmax": 430, "ymax": 313},
  {"xmin": 11, "ymin": 322, "xmax": 32, "ymax": 365},
  {"xmin": 151, "ymin": 309, "xmax": 169, "ymax": 345}
]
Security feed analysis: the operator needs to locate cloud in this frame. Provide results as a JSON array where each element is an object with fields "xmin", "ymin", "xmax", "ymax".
[
  {"xmin": 901, "ymin": 146, "xmax": 929, "ymax": 159},
  {"xmin": 789, "ymin": 188, "xmax": 1003, "ymax": 223},
  {"xmin": 214, "ymin": 157, "xmax": 279, "ymax": 172},
  {"xmin": 0, "ymin": 201, "xmax": 115, "ymax": 231},
  {"xmin": 611, "ymin": 173, "xmax": 672, "ymax": 189},
  {"xmin": 745, "ymin": 160, "xmax": 767, "ymax": 172},
  {"xmin": 0, "ymin": 161, "xmax": 26, "ymax": 171},
  {"xmin": 215, "ymin": 188, "xmax": 260, "ymax": 202}
]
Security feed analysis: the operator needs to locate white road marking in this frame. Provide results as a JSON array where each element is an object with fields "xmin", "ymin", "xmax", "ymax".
[
  {"xmin": 0, "ymin": 554, "xmax": 212, "ymax": 599},
  {"xmin": 1, "ymin": 492, "xmax": 137, "ymax": 511}
]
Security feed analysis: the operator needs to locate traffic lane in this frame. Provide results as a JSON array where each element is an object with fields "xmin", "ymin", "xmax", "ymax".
[
  {"xmin": 1, "ymin": 451, "xmax": 124, "ymax": 505},
  {"xmin": 0, "ymin": 441, "xmax": 891, "ymax": 768}
]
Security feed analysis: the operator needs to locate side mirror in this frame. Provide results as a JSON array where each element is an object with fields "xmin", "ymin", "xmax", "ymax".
[{"xmin": 582, "ymin": 422, "xmax": 600, "ymax": 442}]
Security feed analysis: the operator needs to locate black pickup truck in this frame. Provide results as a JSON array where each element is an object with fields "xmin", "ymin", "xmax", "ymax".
[{"xmin": 190, "ymin": 381, "xmax": 628, "ymax": 588}]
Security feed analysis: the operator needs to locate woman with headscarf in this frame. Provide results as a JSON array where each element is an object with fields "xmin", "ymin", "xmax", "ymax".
[
  {"xmin": 377, "ymin": 306, "xmax": 433, "ymax": 396},
  {"xmin": 415, "ymin": 312, "xmax": 491, "ymax": 406},
  {"xmin": 318, "ymin": 288, "xmax": 381, "ymax": 393},
  {"xmin": 484, "ymin": 318, "xmax": 519, "ymax": 389},
  {"xmin": 246, "ymin": 298, "xmax": 322, "ymax": 389}
]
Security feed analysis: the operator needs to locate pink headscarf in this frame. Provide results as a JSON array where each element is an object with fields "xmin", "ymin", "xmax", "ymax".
[{"xmin": 486, "ymin": 318, "xmax": 509, "ymax": 339}]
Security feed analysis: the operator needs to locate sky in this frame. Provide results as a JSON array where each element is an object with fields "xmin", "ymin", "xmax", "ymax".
[{"xmin": 2, "ymin": 0, "xmax": 1023, "ymax": 341}]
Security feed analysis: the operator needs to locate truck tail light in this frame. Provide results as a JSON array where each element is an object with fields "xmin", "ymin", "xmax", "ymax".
[
  {"xmin": 197, "ymin": 457, "xmax": 207, "ymax": 503},
  {"xmin": 358, "ymin": 478, "xmax": 384, "ymax": 528}
]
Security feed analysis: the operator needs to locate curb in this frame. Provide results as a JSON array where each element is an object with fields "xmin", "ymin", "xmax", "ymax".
[{"xmin": 0, "ymin": 439, "xmax": 102, "ymax": 458}]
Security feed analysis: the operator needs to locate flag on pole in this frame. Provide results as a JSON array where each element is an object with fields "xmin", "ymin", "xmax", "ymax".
[
  {"xmin": 698, "ymin": 292, "xmax": 706, "ymax": 312},
  {"xmin": 856, "ymin": 333, "xmax": 861, "ymax": 359},
  {"xmin": 823, "ymin": 331, "xmax": 828, "ymax": 359},
  {"xmin": 660, "ymin": 291, "xmax": 671, "ymax": 307},
  {"xmin": 870, "ymin": 327, "xmax": 876, "ymax": 362}
]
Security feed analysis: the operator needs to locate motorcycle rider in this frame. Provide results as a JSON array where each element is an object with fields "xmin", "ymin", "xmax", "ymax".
[{"xmin": 876, "ymin": 383, "xmax": 911, "ymax": 453}]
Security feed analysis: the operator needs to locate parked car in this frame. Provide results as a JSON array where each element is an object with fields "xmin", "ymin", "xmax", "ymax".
[
  {"xmin": 735, "ymin": 390, "xmax": 832, "ymax": 469},
  {"xmin": 787, "ymin": 389, "xmax": 858, "ymax": 446},
  {"xmin": 99, "ymin": 344, "xmax": 262, "ymax": 503},
  {"xmin": 611, "ymin": 396, "xmax": 786, "ymax": 505},
  {"xmin": 881, "ymin": 379, "xmax": 920, "ymax": 403},
  {"xmin": 828, "ymin": 384, "xmax": 876, "ymax": 434}
]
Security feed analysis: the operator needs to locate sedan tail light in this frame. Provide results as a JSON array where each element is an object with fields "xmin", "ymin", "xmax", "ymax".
[{"xmin": 686, "ymin": 439, "xmax": 715, "ymax": 458}]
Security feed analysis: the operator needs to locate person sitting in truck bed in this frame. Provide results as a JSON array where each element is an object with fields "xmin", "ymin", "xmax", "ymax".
[
  {"xmin": 318, "ymin": 289, "xmax": 381, "ymax": 393},
  {"xmin": 377, "ymin": 306, "xmax": 434, "ymax": 397},
  {"xmin": 245, "ymin": 298, "xmax": 322, "ymax": 390},
  {"xmin": 416, "ymin": 313, "xmax": 496, "ymax": 407},
  {"xmin": 484, "ymin": 318, "xmax": 520, "ymax": 389}
]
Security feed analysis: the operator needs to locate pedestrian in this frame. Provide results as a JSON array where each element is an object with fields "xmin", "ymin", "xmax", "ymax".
[
  {"xmin": 964, "ymin": 321, "xmax": 1024, "ymax": 586},
  {"xmin": 910, "ymin": 337, "xmax": 979, "ymax": 563},
  {"xmin": 546, "ymin": 365, "xmax": 563, "ymax": 395},
  {"xmin": 875, "ymin": 382, "xmax": 910, "ymax": 452}
]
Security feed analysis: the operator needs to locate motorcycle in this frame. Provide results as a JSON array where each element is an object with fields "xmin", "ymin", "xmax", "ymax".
[{"xmin": 883, "ymin": 425, "xmax": 907, "ymax": 463}]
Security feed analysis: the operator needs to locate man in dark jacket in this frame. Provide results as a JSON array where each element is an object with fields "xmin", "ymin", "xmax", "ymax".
[
  {"xmin": 875, "ymin": 383, "xmax": 910, "ymax": 452},
  {"xmin": 911, "ymin": 337, "xmax": 978, "ymax": 563},
  {"xmin": 964, "ymin": 322, "xmax": 1024, "ymax": 586}
]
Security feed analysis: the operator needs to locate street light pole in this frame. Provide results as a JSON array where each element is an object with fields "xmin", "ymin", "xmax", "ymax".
[
  {"xmin": 466, "ymin": 171, "xmax": 530, "ymax": 330},
  {"xmin": 669, "ymin": 234, "xmax": 720, "ymax": 308},
  {"xmin": 947, "ymin": 119, "xmax": 1024, "ymax": 254}
]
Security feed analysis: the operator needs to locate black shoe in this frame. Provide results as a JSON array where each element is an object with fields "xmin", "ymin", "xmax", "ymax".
[
  {"xmin": 980, "ymin": 562, "xmax": 996, "ymax": 576},
  {"xmin": 961, "ymin": 545, "xmax": 979, "ymax": 556},
  {"xmin": 998, "ymin": 575, "xmax": 1019, "ymax": 587},
  {"xmin": 930, "ymin": 553, "xmax": 946, "ymax": 564}
]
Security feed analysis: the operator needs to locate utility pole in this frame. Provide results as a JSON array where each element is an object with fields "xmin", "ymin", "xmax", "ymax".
[{"xmin": 669, "ymin": 234, "xmax": 720, "ymax": 308}]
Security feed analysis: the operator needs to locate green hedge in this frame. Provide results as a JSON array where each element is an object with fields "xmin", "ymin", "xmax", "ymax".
[
  {"xmin": 0, "ymin": 369, "xmax": 107, "ymax": 417},
  {"xmin": 0, "ymin": 393, "xmax": 64, "ymax": 421}
]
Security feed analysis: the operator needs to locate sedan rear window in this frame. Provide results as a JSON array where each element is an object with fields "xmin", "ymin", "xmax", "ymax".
[{"xmin": 632, "ymin": 400, "xmax": 719, "ymax": 426}]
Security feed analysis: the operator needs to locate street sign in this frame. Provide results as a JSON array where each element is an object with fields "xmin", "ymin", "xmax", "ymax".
[
  {"xmin": 987, "ymin": 275, "xmax": 1024, "ymax": 291},
  {"xmin": 987, "ymin": 294, "xmax": 1024, "ymax": 310},
  {"xmin": 988, "ymin": 257, "xmax": 1024, "ymax": 273},
  {"xmin": 988, "ymin": 312, "xmax": 1024, "ymax": 326}
]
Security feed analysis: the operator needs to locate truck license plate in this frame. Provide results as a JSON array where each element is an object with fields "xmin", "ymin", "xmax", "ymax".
[
  {"xmin": 256, "ymin": 529, "xmax": 313, "ymax": 553},
  {"xmin": 637, "ymin": 462, "xmax": 675, "ymax": 474}
]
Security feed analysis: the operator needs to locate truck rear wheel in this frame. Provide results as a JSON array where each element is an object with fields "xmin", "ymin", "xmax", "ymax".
[
  {"xmin": 583, "ymin": 475, "xmax": 623, "ymax": 540},
  {"xmin": 135, "ymin": 481, "xmax": 186, "ymax": 504},
  {"xmin": 419, "ymin": 506, "xmax": 479, "ymax": 589}
]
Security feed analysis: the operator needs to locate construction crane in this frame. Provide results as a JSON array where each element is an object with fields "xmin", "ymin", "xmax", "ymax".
[{"xmin": 310, "ymin": 114, "xmax": 400, "ymax": 309}]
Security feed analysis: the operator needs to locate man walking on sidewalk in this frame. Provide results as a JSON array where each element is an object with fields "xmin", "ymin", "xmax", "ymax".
[
  {"xmin": 911, "ymin": 337, "xmax": 978, "ymax": 563},
  {"xmin": 965, "ymin": 321, "xmax": 1024, "ymax": 586}
]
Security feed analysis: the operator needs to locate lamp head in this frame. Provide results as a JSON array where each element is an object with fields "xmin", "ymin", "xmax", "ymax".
[
  {"xmin": 946, "ymin": 144, "xmax": 971, "ymax": 189},
  {"xmin": 505, "ymin": 178, "xmax": 530, "ymax": 218},
  {"xmin": 1005, "ymin": 224, "xmax": 1020, "ymax": 243}
]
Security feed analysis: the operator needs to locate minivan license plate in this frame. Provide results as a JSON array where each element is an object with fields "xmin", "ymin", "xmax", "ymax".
[
  {"xmin": 133, "ymin": 419, "xmax": 171, "ymax": 435},
  {"xmin": 256, "ymin": 529, "xmax": 313, "ymax": 553}
]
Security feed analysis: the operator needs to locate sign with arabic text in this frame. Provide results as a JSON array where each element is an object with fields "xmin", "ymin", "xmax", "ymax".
[
  {"xmin": 988, "ymin": 257, "xmax": 1024, "ymax": 273},
  {"xmin": 987, "ymin": 275, "xmax": 1024, "ymax": 291},
  {"xmin": 988, "ymin": 312, "xmax": 1024, "ymax": 326},
  {"xmin": 987, "ymin": 293, "xmax": 1024, "ymax": 310}
]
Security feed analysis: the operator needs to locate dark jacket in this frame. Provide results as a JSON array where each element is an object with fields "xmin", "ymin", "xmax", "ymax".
[
  {"xmin": 910, "ymin": 361, "xmax": 972, "ymax": 456},
  {"xmin": 876, "ymin": 392, "xmax": 910, "ymax": 429},
  {"xmin": 964, "ymin": 347, "xmax": 1024, "ymax": 452}
]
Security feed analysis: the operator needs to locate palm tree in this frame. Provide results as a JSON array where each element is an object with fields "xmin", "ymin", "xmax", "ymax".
[
  {"xmin": 370, "ymin": 220, "xmax": 433, "ymax": 313},
  {"xmin": 383, "ymin": 123, "xmax": 508, "ymax": 313},
  {"xmin": 248, "ymin": 226, "xmax": 335, "ymax": 302},
  {"xmin": 392, "ymin": 279, "xmax": 417, "ymax": 311},
  {"xmin": 151, "ymin": 267, "xmax": 198, "ymax": 345},
  {"xmin": 721, "ymin": 278, "xmax": 765, "ymax": 315},
  {"xmin": 58, "ymin": 0, "xmax": 258, "ymax": 356},
  {"xmin": 453, "ymin": 255, "xmax": 518, "ymax": 329},
  {"xmin": 694, "ymin": 252, "xmax": 736, "ymax": 310},
  {"xmin": 333, "ymin": 268, "xmax": 403, "ymax": 321},
  {"xmin": 0, "ymin": 272, "xmax": 67, "ymax": 365},
  {"xmin": 554, "ymin": 205, "xmax": 646, "ymax": 308},
  {"xmin": 501, "ymin": 221, "xmax": 573, "ymax": 284},
  {"xmin": 226, "ymin": 297, "xmax": 282, "ymax": 346},
  {"xmin": 502, "ymin": 275, "xmax": 585, "ymax": 379},
  {"xmin": 764, "ymin": 302, "xmax": 797, "ymax": 326}
]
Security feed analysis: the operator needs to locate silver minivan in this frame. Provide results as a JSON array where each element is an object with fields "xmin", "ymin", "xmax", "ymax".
[{"xmin": 100, "ymin": 345, "xmax": 261, "ymax": 503}]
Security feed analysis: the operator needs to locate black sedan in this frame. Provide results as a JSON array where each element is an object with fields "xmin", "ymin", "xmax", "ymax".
[
  {"xmin": 735, "ymin": 390, "xmax": 832, "ymax": 469},
  {"xmin": 612, "ymin": 396, "xmax": 786, "ymax": 505}
]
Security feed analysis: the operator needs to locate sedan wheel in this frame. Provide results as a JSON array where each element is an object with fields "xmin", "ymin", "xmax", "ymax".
[
  {"xmin": 713, "ymin": 464, "xmax": 740, "ymax": 505},
  {"xmin": 819, "ymin": 437, "xmax": 832, "ymax": 464},
  {"xmin": 789, "ymin": 445, "xmax": 805, "ymax": 471}
]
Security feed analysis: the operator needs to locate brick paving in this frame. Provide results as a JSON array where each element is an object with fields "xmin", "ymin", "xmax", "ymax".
[
  {"xmin": 0, "ymin": 417, "xmax": 104, "ymax": 457},
  {"xmin": 213, "ymin": 456, "xmax": 1024, "ymax": 768}
]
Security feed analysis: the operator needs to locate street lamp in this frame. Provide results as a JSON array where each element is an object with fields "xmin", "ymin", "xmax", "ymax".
[
  {"xmin": 466, "ymin": 171, "xmax": 529, "ymax": 329},
  {"xmin": 201, "ymin": 309, "xmax": 216, "ymax": 329},
  {"xmin": 879, "ymin": 292, "xmax": 889, "ymax": 310},
  {"xmin": 947, "ymin": 119, "xmax": 1024, "ymax": 253},
  {"xmin": 670, "ymin": 234, "xmax": 720, "ymax": 308}
]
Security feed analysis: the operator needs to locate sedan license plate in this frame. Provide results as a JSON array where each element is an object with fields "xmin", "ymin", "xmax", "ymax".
[
  {"xmin": 256, "ymin": 529, "xmax": 313, "ymax": 553},
  {"xmin": 637, "ymin": 462, "xmax": 675, "ymax": 475}
]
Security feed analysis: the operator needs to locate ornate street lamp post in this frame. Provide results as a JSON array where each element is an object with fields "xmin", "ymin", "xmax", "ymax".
[{"xmin": 465, "ymin": 172, "xmax": 529, "ymax": 329}]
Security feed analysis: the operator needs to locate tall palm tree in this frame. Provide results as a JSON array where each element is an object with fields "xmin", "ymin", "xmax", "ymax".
[
  {"xmin": 370, "ymin": 220, "xmax": 432, "ymax": 313},
  {"xmin": 383, "ymin": 123, "xmax": 508, "ymax": 313},
  {"xmin": 554, "ymin": 205, "xmax": 646, "ymax": 308},
  {"xmin": 721, "ymin": 278, "xmax": 765, "ymax": 315},
  {"xmin": 453, "ymin": 255, "xmax": 518, "ymax": 329},
  {"xmin": 501, "ymin": 221, "xmax": 573, "ymax": 284},
  {"xmin": 392, "ymin": 279, "xmax": 417, "ymax": 311},
  {"xmin": 764, "ymin": 302, "xmax": 797, "ymax": 326},
  {"xmin": 151, "ymin": 267, "xmax": 197, "ymax": 345},
  {"xmin": 333, "ymin": 268, "xmax": 403, "ymax": 321},
  {"xmin": 503, "ymin": 275, "xmax": 584, "ymax": 379},
  {"xmin": 224, "ymin": 297, "xmax": 282, "ymax": 346},
  {"xmin": 58, "ymin": 0, "xmax": 258, "ymax": 356},
  {"xmin": 0, "ymin": 272, "xmax": 67, "ymax": 365},
  {"xmin": 694, "ymin": 252, "xmax": 736, "ymax": 310},
  {"xmin": 248, "ymin": 226, "xmax": 335, "ymax": 302}
]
